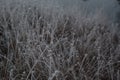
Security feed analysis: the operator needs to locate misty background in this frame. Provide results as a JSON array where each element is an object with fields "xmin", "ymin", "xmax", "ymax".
[{"xmin": 0, "ymin": 0, "xmax": 120, "ymax": 23}]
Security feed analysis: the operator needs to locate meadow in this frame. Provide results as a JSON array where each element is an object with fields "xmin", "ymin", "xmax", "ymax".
[{"xmin": 0, "ymin": 0, "xmax": 120, "ymax": 80}]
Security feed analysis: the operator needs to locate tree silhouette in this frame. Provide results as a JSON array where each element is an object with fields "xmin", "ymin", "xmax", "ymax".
[
  {"xmin": 117, "ymin": 0, "xmax": 120, "ymax": 4},
  {"xmin": 82, "ymin": 0, "xmax": 120, "ymax": 5},
  {"xmin": 82, "ymin": 0, "xmax": 88, "ymax": 1}
]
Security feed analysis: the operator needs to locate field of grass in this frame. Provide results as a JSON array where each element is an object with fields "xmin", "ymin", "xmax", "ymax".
[{"xmin": 0, "ymin": 0, "xmax": 120, "ymax": 80}]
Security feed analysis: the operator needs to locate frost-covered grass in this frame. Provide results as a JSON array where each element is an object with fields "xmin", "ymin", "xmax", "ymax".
[{"xmin": 0, "ymin": 0, "xmax": 120, "ymax": 80}]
